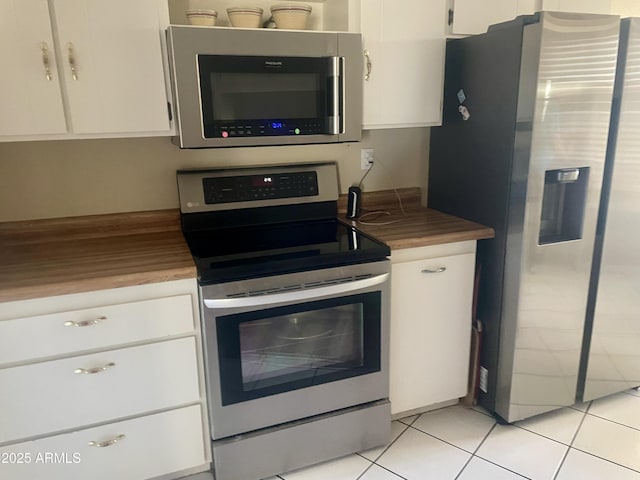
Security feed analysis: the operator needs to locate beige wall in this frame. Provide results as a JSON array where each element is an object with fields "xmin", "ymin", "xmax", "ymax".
[{"xmin": 0, "ymin": 128, "xmax": 429, "ymax": 222}]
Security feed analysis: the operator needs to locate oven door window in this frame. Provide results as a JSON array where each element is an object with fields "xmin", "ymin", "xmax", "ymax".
[
  {"xmin": 216, "ymin": 292, "xmax": 381, "ymax": 406},
  {"xmin": 198, "ymin": 55, "xmax": 336, "ymax": 139}
]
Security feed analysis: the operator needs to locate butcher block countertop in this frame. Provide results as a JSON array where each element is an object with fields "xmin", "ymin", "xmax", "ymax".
[
  {"xmin": 338, "ymin": 188, "xmax": 494, "ymax": 250},
  {"xmin": 0, "ymin": 210, "xmax": 195, "ymax": 303}
]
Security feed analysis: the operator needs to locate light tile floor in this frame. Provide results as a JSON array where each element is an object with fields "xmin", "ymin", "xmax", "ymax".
[{"xmin": 265, "ymin": 387, "xmax": 640, "ymax": 480}]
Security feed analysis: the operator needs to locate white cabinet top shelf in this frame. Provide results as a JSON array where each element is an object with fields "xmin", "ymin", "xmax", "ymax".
[{"xmin": 168, "ymin": 0, "xmax": 359, "ymax": 32}]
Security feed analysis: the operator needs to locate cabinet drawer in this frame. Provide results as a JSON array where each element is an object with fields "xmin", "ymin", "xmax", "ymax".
[
  {"xmin": 0, "ymin": 405, "xmax": 207, "ymax": 480},
  {"xmin": 0, "ymin": 337, "xmax": 200, "ymax": 443},
  {"xmin": 0, "ymin": 294, "xmax": 194, "ymax": 365}
]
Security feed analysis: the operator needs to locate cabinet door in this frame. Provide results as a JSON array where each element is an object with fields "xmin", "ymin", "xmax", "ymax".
[
  {"xmin": 390, "ymin": 253, "xmax": 475, "ymax": 415},
  {"xmin": 450, "ymin": 0, "xmax": 518, "ymax": 35},
  {"xmin": 0, "ymin": 0, "xmax": 66, "ymax": 136},
  {"xmin": 51, "ymin": 0, "xmax": 171, "ymax": 135},
  {"xmin": 361, "ymin": 0, "xmax": 446, "ymax": 129}
]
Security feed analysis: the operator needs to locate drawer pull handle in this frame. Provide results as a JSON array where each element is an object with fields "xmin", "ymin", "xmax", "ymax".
[
  {"xmin": 64, "ymin": 316, "xmax": 106, "ymax": 327},
  {"xmin": 88, "ymin": 434, "xmax": 126, "ymax": 448},
  {"xmin": 74, "ymin": 362, "xmax": 115, "ymax": 375},
  {"xmin": 422, "ymin": 267, "xmax": 446, "ymax": 274}
]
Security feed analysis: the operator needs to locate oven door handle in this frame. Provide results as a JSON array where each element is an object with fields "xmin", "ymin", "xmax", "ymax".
[{"xmin": 203, "ymin": 272, "xmax": 389, "ymax": 309}]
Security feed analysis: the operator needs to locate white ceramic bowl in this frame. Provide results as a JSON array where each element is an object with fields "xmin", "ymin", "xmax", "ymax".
[
  {"xmin": 270, "ymin": 3, "xmax": 312, "ymax": 30},
  {"xmin": 186, "ymin": 9, "xmax": 218, "ymax": 26},
  {"xmin": 227, "ymin": 7, "xmax": 264, "ymax": 28}
]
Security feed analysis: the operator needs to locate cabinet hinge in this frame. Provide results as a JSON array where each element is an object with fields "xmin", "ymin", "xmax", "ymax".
[
  {"xmin": 448, "ymin": 8, "xmax": 454, "ymax": 26},
  {"xmin": 167, "ymin": 102, "xmax": 173, "ymax": 122}
]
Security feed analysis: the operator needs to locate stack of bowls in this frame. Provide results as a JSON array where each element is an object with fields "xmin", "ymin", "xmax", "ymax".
[
  {"xmin": 227, "ymin": 7, "xmax": 264, "ymax": 28},
  {"xmin": 185, "ymin": 9, "xmax": 218, "ymax": 26},
  {"xmin": 270, "ymin": 3, "xmax": 312, "ymax": 30}
]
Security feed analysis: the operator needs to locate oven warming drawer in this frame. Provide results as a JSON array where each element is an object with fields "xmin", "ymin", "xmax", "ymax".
[{"xmin": 212, "ymin": 400, "xmax": 390, "ymax": 480}]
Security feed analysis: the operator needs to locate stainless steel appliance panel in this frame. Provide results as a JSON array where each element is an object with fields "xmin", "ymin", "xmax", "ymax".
[
  {"xmin": 166, "ymin": 26, "xmax": 362, "ymax": 148},
  {"xmin": 201, "ymin": 261, "xmax": 390, "ymax": 440},
  {"xmin": 582, "ymin": 18, "xmax": 640, "ymax": 401},
  {"xmin": 499, "ymin": 13, "xmax": 619, "ymax": 421},
  {"xmin": 176, "ymin": 162, "xmax": 339, "ymax": 214},
  {"xmin": 212, "ymin": 400, "xmax": 390, "ymax": 480}
]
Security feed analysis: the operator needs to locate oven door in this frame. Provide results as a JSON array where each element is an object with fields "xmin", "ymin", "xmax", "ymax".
[
  {"xmin": 200, "ymin": 261, "xmax": 390, "ymax": 440},
  {"xmin": 198, "ymin": 55, "xmax": 342, "ymax": 140}
]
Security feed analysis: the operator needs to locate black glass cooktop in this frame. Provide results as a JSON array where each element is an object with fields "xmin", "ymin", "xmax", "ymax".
[{"xmin": 183, "ymin": 219, "xmax": 390, "ymax": 284}]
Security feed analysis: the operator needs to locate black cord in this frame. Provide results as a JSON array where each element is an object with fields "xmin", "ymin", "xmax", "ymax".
[{"xmin": 358, "ymin": 161, "xmax": 374, "ymax": 188}]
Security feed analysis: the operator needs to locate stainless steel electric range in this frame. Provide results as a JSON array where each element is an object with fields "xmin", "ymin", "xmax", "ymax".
[{"xmin": 177, "ymin": 162, "xmax": 391, "ymax": 480}]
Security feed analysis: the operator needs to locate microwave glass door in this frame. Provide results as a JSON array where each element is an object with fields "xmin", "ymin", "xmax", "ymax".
[
  {"xmin": 198, "ymin": 55, "xmax": 339, "ymax": 139},
  {"xmin": 215, "ymin": 292, "xmax": 381, "ymax": 406}
]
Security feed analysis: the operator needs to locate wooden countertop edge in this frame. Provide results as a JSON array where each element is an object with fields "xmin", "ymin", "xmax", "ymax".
[
  {"xmin": 381, "ymin": 228, "xmax": 495, "ymax": 250},
  {"xmin": 339, "ymin": 188, "xmax": 495, "ymax": 250}
]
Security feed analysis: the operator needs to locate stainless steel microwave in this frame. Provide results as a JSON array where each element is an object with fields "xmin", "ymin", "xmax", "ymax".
[{"xmin": 166, "ymin": 26, "xmax": 363, "ymax": 148}]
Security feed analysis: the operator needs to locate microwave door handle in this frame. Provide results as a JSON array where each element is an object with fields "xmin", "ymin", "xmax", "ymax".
[{"xmin": 328, "ymin": 56, "xmax": 344, "ymax": 135}]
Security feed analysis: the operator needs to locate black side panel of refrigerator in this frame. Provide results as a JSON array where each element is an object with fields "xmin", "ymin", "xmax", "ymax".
[{"xmin": 428, "ymin": 25, "xmax": 525, "ymax": 411}]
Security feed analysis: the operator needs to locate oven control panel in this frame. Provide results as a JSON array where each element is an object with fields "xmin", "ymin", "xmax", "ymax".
[{"xmin": 204, "ymin": 171, "xmax": 319, "ymax": 203}]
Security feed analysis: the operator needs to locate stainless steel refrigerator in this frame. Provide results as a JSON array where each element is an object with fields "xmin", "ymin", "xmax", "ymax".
[
  {"xmin": 428, "ymin": 12, "xmax": 621, "ymax": 422},
  {"xmin": 578, "ymin": 17, "xmax": 640, "ymax": 403}
]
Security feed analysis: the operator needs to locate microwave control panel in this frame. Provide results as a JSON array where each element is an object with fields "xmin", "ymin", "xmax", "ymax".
[{"xmin": 213, "ymin": 120, "xmax": 327, "ymax": 138}]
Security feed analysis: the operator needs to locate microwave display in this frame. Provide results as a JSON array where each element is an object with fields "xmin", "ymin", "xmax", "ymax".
[{"xmin": 199, "ymin": 55, "xmax": 335, "ymax": 139}]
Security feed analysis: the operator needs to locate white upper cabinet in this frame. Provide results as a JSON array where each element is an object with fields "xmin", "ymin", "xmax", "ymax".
[
  {"xmin": 0, "ymin": 0, "xmax": 172, "ymax": 141},
  {"xmin": 360, "ymin": 0, "xmax": 446, "ymax": 129},
  {"xmin": 0, "ymin": 0, "xmax": 67, "ymax": 136},
  {"xmin": 448, "ymin": 0, "xmax": 539, "ymax": 35}
]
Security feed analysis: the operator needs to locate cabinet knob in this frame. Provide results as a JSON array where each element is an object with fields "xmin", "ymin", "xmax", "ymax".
[
  {"xmin": 421, "ymin": 267, "xmax": 446, "ymax": 274},
  {"xmin": 64, "ymin": 316, "xmax": 107, "ymax": 327},
  {"xmin": 40, "ymin": 42, "xmax": 52, "ymax": 81},
  {"xmin": 88, "ymin": 434, "xmax": 126, "ymax": 448},
  {"xmin": 74, "ymin": 362, "xmax": 115, "ymax": 375}
]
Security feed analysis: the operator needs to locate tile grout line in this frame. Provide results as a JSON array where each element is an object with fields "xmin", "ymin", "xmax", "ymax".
[
  {"xmin": 550, "ymin": 405, "xmax": 588, "ymax": 480},
  {"xmin": 354, "ymin": 460, "xmax": 375, "ymax": 480},
  {"xmin": 462, "ymin": 421, "xmax": 533, "ymax": 480},
  {"xmin": 575, "ymin": 397, "xmax": 640, "ymax": 475},
  {"xmin": 453, "ymin": 422, "xmax": 497, "ymax": 480},
  {"xmin": 355, "ymin": 420, "xmax": 414, "ymax": 479},
  {"xmin": 585, "ymin": 412, "xmax": 640, "ymax": 433},
  {"xmin": 364, "ymin": 463, "xmax": 409, "ymax": 480},
  {"xmin": 569, "ymin": 446, "xmax": 640, "ymax": 475},
  {"xmin": 470, "ymin": 454, "xmax": 533, "ymax": 479},
  {"xmin": 361, "ymin": 420, "xmax": 412, "ymax": 463}
]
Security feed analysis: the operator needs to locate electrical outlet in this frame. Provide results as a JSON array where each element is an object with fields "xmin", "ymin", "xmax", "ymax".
[{"xmin": 361, "ymin": 149, "xmax": 374, "ymax": 170}]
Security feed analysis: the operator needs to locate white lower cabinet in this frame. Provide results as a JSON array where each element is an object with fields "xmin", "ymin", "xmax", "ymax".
[
  {"xmin": 0, "ymin": 279, "xmax": 210, "ymax": 480},
  {"xmin": 0, "ymin": 405, "xmax": 206, "ymax": 480},
  {"xmin": 389, "ymin": 242, "xmax": 476, "ymax": 415}
]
